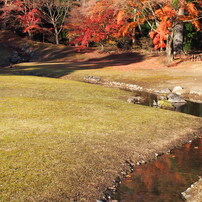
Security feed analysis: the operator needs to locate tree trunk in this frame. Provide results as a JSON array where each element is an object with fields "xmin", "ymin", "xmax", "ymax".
[
  {"xmin": 54, "ymin": 28, "xmax": 59, "ymax": 45},
  {"xmin": 132, "ymin": 9, "xmax": 137, "ymax": 46},
  {"xmin": 173, "ymin": 8, "xmax": 184, "ymax": 54},
  {"xmin": 100, "ymin": 44, "xmax": 104, "ymax": 51},
  {"xmin": 28, "ymin": 30, "xmax": 33, "ymax": 40},
  {"xmin": 55, "ymin": 33, "xmax": 59, "ymax": 45},
  {"xmin": 132, "ymin": 30, "xmax": 136, "ymax": 46},
  {"xmin": 166, "ymin": 31, "xmax": 174, "ymax": 63}
]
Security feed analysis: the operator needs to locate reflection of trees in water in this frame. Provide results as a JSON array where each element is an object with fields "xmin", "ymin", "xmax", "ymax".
[
  {"xmin": 117, "ymin": 138, "xmax": 202, "ymax": 202},
  {"xmin": 180, "ymin": 102, "xmax": 202, "ymax": 117}
]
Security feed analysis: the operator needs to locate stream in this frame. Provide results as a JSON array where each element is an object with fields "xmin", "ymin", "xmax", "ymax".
[
  {"xmin": 113, "ymin": 137, "xmax": 202, "ymax": 201},
  {"xmin": 112, "ymin": 91, "xmax": 202, "ymax": 201},
  {"xmin": 130, "ymin": 91, "xmax": 202, "ymax": 117}
]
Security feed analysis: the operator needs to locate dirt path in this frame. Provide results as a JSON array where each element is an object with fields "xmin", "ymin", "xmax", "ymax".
[{"xmin": 59, "ymin": 52, "xmax": 202, "ymax": 102}]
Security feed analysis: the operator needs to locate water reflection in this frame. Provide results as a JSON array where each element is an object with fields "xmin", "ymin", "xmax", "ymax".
[
  {"xmin": 133, "ymin": 91, "xmax": 202, "ymax": 117},
  {"xmin": 114, "ymin": 138, "xmax": 202, "ymax": 202},
  {"xmin": 175, "ymin": 101, "xmax": 202, "ymax": 117}
]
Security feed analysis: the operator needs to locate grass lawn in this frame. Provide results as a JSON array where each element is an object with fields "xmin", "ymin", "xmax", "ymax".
[
  {"xmin": 0, "ymin": 75, "xmax": 201, "ymax": 201},
  {"xmin": 2, "ymin": 53, "xmax": 201, "ymax": 92}
]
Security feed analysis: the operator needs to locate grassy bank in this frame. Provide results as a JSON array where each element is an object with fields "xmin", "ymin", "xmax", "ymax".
[
  {"xmin": 1, "ymin": 30, "xmax": 201, "ymax": 95},
  {"xmin": 0, "ymin": 75, "xmax": 201, "ymax": 201},
  {"xmin": 186, "ymin": 178, "xmax": 202, "ymax": 202},
  {"xmin": 2, "ymin": 53, "xmax": 201, "ymax": 94}
]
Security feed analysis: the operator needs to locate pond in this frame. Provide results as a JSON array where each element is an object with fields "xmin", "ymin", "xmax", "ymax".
[
  {"xmin": 175, "ymin": 101, "xmax": 202, "ymax": 117},
  {"xmin": 113, "ymin": 137, "xmax": 202, "ymax": 201},
  {"xmin": 131, "ymin": 91, "xmax": 202, "ymax": 117}
]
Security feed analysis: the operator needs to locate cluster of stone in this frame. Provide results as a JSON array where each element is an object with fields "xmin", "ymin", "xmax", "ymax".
[
  {"xmin": 9, "ymin": 43, "xmax": 34, "ymax": 64},
  {"xmin": 127, "ymin": 86, "xmax": 187, "ymax": 110},
  {"xmin": 83, "ymin": 75, "xmax": 143, "ymax": 91},
  {"xmin": 83, "ymin": 75, "xmax": 202, "ymax": 107},
  {"xmin": 83, "ymin": 75, "xmax": 101, "ymax": 83},
  {"xmin": 106, "ymin": 81, "xmax": 143, "ymax": 91}
]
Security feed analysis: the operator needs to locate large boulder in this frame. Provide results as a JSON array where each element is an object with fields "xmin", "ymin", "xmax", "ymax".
[
  {"xmin": 83, "ymin": 75, "xmax": 101, "ymax": 83},
  {"xmin": 159, "ymin": 88, "xmax": 172, "ymax": 94},
  {"xmin": 167, "ymin": 93, "xmax": 186, "ymax": 103},
  {"xmin": 127, "ymin": 96, "xmax": 145, "ymax": 104},
  {"xmin": 172, "ymin": 86, "xmax": 186, "ymax": 95},
  {"xmin": 172, "ymin": 86, "xmax": 183, "ymax": 93}
]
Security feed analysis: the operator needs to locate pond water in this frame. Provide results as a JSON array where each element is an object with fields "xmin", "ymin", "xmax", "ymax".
[
  {"xmin": 132, "ymin": 91, "xmax": 202, "ymax": 117},
  {"xmin": 175, "ymin": 101, "xmax": 202, "ymax": 117},
  {"xmin": 113, "ymin": 138, "xmax": 202, "ymax": 202}
]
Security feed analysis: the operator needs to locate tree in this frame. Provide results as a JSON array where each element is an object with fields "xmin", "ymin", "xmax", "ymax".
[
  {"xmin": 0, "ymin": 0, "xmax": 74, "ymax": 44},
  {"xmin": 68, "ymin": 0, "xmax": 125, "ymax": 50},
  {"xmin": 117, "ymin": 0, "xmax": 201, "ymax": 62},
  {"xmin": 38, "ymin": 0, "xmax": 73, "ymax": 44},
  {"xmin": 0, "ymin": 0, "xmax": 42, "ymax": 39}
]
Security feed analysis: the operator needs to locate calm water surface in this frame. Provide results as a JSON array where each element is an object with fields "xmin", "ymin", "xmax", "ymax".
[
  {"xmin": 133, "ymin": 91, "xmax": 202, "ymax": 117},
  {"xmin": 114, "ymin": 138, "xmax": 202, "ymax": 202}
]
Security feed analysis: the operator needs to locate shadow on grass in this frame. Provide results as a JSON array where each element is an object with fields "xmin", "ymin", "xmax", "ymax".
[
  {"xmin": 32, "ymin": 45, "xmax": 96, "ymax": 62},
  {"xmin": 0, "ymin": 52, "xmax": 145, "ymax": 78}
]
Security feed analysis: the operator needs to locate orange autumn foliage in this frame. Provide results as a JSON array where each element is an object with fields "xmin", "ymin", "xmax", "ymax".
[
  {"xmin": 69, "ymin": 0, "xmax": 201, "ymax": 50},
  {"xmin": 149, "ymin": 5, "xmax": 175, "ymax": 50},
  {"xmin": 148, "ymin": 1, "xmax": 201, "ymax": 50}
]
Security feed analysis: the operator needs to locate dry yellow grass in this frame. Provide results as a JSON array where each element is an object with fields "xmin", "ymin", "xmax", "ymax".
[{"xmin": 0, "ymin": 75, "xmax": 201, "ymax": 201}]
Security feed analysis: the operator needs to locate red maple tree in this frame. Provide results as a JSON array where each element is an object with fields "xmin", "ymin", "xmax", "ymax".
[
  {"xmin": 0, "ymin": 0, "xmax": 42, "ymax": 39},
  {"xmin": 68, "ymin": 0, "xmax": 125, "ymax": 51}
]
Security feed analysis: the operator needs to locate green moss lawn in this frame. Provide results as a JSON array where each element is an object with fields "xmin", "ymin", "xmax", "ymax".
[{"xmin": 0, "ymin": 75, "xmax": 201, "ymax": 201}]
